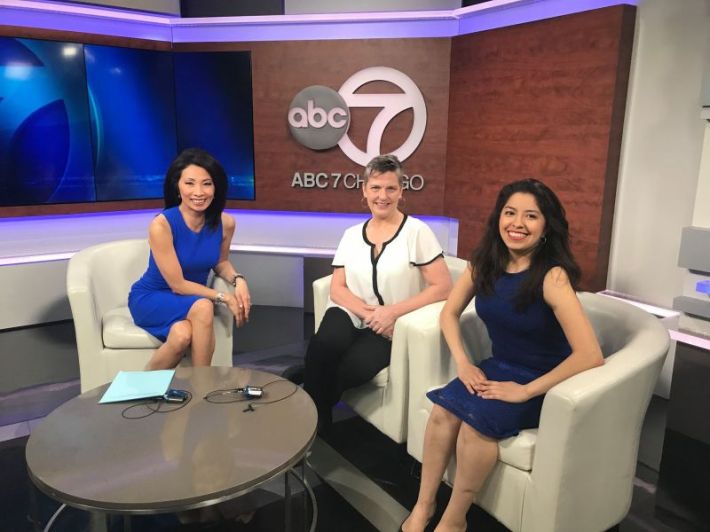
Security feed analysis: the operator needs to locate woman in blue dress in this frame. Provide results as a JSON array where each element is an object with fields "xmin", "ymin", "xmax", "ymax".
[
  {"xmin": 402, "ymin": 179, "xmax": 603, "ymax": 532},
  {"xmin": 128, "ymin": 148, "xmax": 251, "ymax": 370}
]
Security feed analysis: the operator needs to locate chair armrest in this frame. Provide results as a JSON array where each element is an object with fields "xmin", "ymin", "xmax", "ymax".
[
  {"xmin": 211, "ymin": 276, "xmax": 235, "ymax": 337},
  {"xmin": 399, "ymin": 301, "xmax": 448, "ymax": 393},
  {"xmin": 406, "ymin": 301, "xmax": 489, "ymax": 454},
  {"xmin": 313, "ymin": 274, "xmax": 333, "ymax": 332},
  {"xmin": 523, "ymin": 318, "xmax": 669, "ymax": 531},
  {"xmin": 67, "ymin": 251, "xmax": 104, "ymax": 370},
  {"xmin": 407, "ymin": 300, "xmax": 489, "ymax": 394},
  {"xmin": 383, "ymin": 301, "xmax": 447, "ymax": 414},
  {"xmin": 370, "ymin": 299, "xmax": 459, "ymax": 441}
]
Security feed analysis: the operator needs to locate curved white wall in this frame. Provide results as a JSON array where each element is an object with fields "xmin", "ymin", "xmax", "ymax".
[{"xmin": 608, "ymin": 0, "xmax": 709, "ymax": 308}]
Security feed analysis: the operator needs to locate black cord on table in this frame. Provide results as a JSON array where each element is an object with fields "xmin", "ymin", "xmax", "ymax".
[
  {"xmin": 120, "ymin": 390, "xmax": 193, "ymax": 419},
  {"xmin": 203, "ymin": 379, "xmax": 300, "ymax": 412}
]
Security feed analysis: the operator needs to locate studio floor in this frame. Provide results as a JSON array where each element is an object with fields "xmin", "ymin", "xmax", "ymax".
[{"xmin": 0, "ymin": 306, "xmax": 701, "ymax": 531}]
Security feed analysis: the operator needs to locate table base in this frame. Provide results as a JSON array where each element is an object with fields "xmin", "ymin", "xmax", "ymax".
[{"xmin": 41, "ymin": 464, "xmax": 318, "ymax": 532}]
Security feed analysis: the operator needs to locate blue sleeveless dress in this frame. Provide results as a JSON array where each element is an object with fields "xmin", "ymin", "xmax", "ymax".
[
  {"xmin": 427, "ymin": 270, "xmax": 571, "ymax": 439},
  {"xmin": 128, "ymin": 207, "xmax": 222, "ymax": 341}
]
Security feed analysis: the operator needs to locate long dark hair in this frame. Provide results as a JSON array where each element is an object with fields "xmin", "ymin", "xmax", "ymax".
[
  {"xmin": 471, "ymin": 178, "xmax": 580, "ymax": 309},
  {"xmin": 163, "ymin": 148, "xmax": 227, "ymax": 230}
]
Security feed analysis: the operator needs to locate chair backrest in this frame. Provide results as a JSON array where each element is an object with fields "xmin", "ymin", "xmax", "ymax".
[
  {"xmin": 444, "ymin": 255, "xmax": 468, "ymax": 283},
  {"xmin": 578, "ymin": 292, "xmax": 667, "ymax": 362},
  {"xmin": 526, "ymin": 292, "xmax": 669, "ymax": 532},
  {"xmin": 313, "ymin": 254, "xmax": 468, "ymax": 332},
  {"xmin": 67, "ymin": 239, "xmax": 149, "ymax": 319},
  {"xmin": 453, "ymin": 292, "xmax": 669, "ymax": 402}
]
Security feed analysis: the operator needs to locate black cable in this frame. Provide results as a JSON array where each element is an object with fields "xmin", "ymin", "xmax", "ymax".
[
  {"xmin": 203, "ymin": 379, "xmax": 299, "ymax": 412},
  {"xmin": 120, "ymin": 390, "xmax": 193, "ymax": 419}
]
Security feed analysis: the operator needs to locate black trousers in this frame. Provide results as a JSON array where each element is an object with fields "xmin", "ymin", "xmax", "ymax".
[{"xmin": 304, "ymin": 307, "xmax": 392, "ymax": 426}]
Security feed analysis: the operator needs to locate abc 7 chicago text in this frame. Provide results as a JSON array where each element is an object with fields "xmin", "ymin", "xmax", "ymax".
[{"xmin": 291, "ymin": 172, "xmax": 425, "ymax": 190}]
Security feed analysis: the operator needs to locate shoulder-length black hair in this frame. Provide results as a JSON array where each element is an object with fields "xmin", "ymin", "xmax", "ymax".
[
  {"xmin": 471, "ymin": 178, "xmax": 580, "ymax": 309},
  {"xmin": 163, "ymin": 148, "xmax": 227, "ymax": 230}
]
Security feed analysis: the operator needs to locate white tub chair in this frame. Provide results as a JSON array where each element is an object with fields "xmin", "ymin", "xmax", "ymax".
[
  {"xmin": 406, "ymin": 292, "xmax": 670, "ymax": 532},
  {"xmin": 312, "ymin": 255, "xmax": 468, "ymax": 443},
  {"xmin": 67, "ymin": 239, "xmax": 234, "ymax": 393}
]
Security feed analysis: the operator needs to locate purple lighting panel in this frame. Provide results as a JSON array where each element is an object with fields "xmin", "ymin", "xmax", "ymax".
[{"xmin": 0, "ymin": 0, "xmax": 637, "ymax": 42}]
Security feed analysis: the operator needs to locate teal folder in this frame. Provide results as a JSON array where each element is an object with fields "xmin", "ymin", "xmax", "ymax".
[{"xmin": 99, "ymin": 369, "xmax": 175, "ymax": 404}]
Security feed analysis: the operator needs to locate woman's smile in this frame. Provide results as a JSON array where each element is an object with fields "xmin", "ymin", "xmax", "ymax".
[{"xmin": 498, "ymin": 192, "xmax": 545, "ymax": 255}]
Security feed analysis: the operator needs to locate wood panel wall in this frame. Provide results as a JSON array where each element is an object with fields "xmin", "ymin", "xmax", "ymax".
[
  {"xmin": 173, "ymin": 39, "xmax": 452, "ymax": 215},
  {"xmin": 1, "ymin": 7, "xmax": 636, "ymax": 293},
  {"xmin": 444, "ymin": 5, "xmax": 635, "ymax": 290}
]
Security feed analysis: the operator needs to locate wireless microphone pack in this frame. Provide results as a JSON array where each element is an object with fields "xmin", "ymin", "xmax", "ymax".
[
  {"xmin": 242, "ymin": 385, "xmax": 263, "ymax": 398},
  {"xmin": 163, "ymin": 389, "xmax": 189, "ymax": 403}
]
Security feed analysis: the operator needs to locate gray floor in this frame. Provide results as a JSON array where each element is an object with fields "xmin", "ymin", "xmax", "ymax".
[{"xmin": 0, "ymin": 306, "xmax": 689, "ymax": 531}]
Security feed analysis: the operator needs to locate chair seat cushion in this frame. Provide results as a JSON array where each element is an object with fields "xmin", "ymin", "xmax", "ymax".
[
  {"xmin": 103, "ymin": 307, "xmax": 163, "ymax": 349},
  {"xmin": 424, "ymin": 388, "xmax": 537, "ymax": 471},
  {"xmin": 371, "ymin": 366, "xmax": 389, "ymax": 386},
  {"xmin": 498, "ymin": 429, "xmax": 537, "ymax": 471}
]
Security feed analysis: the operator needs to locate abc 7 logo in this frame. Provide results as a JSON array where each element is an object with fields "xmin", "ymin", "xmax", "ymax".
[{"xmin": 288, "ymin": 67, "xmax": 427, "ymax": 166}]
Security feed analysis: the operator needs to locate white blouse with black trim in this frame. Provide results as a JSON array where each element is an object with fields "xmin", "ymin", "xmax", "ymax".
[{"xmin": 326, "ymin": 214, "xmax": 444, "ymax": 329}]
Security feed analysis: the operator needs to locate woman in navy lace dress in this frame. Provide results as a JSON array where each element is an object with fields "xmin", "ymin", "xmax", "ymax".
[{"xmin": 402, "ymin": 179, "xmax": 603, "ymax": 532}]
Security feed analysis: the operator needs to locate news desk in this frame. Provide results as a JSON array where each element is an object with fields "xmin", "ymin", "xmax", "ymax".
[{"xmin": 25, "ymin": 366, "xmax": 317, "ymax": 531}]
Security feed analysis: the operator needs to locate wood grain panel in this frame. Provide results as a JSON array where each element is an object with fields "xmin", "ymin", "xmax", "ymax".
[
  {"xmin": 444, "ymin": 6, "xmax": 635, "ymax": 291},
  {"xmin": 0, "ymin": 200, "xmax": 163, "ymax": 218},
  {"xmin": 175, "ymin": 39, "xmax": 451, "ymax": 216},
  {"xmin": 0, "ymin": 25, "xmax": 171, "ymax": 49}
]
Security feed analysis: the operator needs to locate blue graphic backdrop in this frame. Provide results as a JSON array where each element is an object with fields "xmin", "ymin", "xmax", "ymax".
[
  {"xmin": 85, "ymin": 45, "xmax": 177, "ymax": 201},
  {"xmin": 174, "ymin": 52, "xmax": 255, "ymax": 200},
  {"xmin": 0, "ymin": 37, "xmax": 255, "ymax": 206},
  {"xmin": 0, "ymin": 38, "xmax": 95, "ymax": 205}
]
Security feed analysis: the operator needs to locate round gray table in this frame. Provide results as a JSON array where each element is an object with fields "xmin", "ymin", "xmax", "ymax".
[{"xmin": 26, "ymin": 366, "xmax": 317, "ymax": 528}]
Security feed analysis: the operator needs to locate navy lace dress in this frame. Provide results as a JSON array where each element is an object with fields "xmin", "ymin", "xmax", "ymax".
[{"xmin": 427, "ymin": 270, "xmax": 571, "ymax": 439}]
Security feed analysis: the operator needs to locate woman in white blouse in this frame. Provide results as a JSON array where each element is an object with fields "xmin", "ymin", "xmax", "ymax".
[{"xmin": 304, "ymin": 154, "xmax": 452, "ymax": 432}]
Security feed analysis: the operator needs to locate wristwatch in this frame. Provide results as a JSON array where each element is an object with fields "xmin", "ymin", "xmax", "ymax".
[
  {"xmin": 231, "ymin": 274, "xmax": 246, "ymax": 286},
  {"xmin": 214, "ymin": 292, "xmax": 225, "ymax": 305}
]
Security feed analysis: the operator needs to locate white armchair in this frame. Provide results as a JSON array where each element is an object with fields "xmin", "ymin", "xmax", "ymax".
[
  {"xmin": 406, "ymin": 292, "xmax": 670, "ymax": 532},
  {"xmin": 312, "ymin": 255, "xmax": 468, "ymax": 443},
  {"xmin": 67, "ymin": 239, "xmax": 234, "ymax": 393}
]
